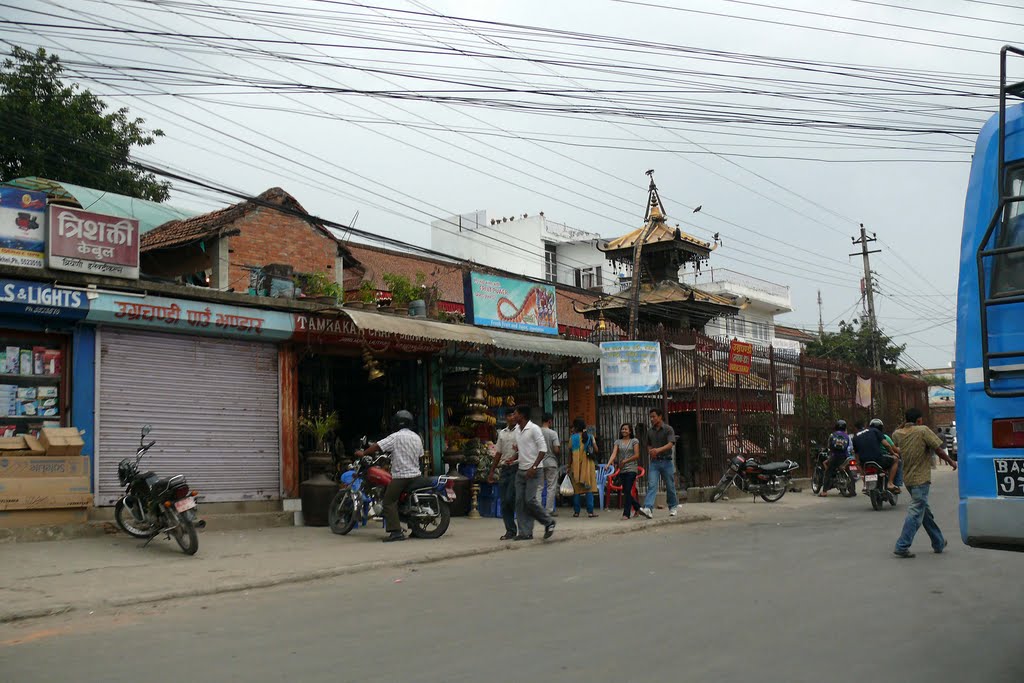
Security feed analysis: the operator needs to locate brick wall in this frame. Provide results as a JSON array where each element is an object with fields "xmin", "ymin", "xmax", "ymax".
[{"xmin": 226, "ymin": 206, "xmax": 338, "ymax": 292}]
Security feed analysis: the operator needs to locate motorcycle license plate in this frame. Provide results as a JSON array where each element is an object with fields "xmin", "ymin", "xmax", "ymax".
[
  {"xmin": 174, "ymin": 497, "xmax": 196, "ymax": 513},
  {"xmin": 864, "ymin": 475, "xmax": 878, "ymax": 482}
]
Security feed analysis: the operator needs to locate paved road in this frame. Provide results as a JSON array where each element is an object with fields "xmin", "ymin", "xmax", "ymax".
[{"xmin": 2, "ymin": 472, "xmax": 1021, "ymax": 683}]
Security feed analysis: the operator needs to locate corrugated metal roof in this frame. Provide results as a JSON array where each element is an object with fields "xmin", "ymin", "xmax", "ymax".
[
  {"xmin": 3, "ymin": 177, "xmax": 197, "ymax": 234},
  {"xmin": 488, "ymin": 329, "xmax": 601, "ymax": 361}
]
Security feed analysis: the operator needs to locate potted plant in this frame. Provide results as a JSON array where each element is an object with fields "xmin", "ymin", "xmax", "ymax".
[
  {"xmin": 358, "ymin": 280, "xmax": 377, "ymax": 309},
  {"xmin": 298, "ymin": 409, "xmax": 340, "ymax": 527},
  {"xmin": 299, "ymin": 271, "xmax": 344, "ymax": 306},
  {"xmin": 382, "ymin": 272, "xmax": 416, "ymax": 315},
  {"xmin": 299, "ymin": 410, "xmax": 339, "ymax": 470}
]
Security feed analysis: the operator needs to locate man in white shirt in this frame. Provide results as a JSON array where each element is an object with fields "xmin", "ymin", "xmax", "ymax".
[
  {"xmin": 486, "ymin": 412, "xmax": 520, "ymax": 541},
  {"xmin": 512, "ymin": 405, "xmax": 556, "ymax": 541},
  {"xmin": 357, "ymin": 410, "xmax": 423, "ymax": 543}
]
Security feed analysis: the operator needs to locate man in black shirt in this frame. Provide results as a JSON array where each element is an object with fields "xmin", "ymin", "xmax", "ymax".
[{"xmin": 852, "ymin": 421, "xmax": 899, "ymax": 493}]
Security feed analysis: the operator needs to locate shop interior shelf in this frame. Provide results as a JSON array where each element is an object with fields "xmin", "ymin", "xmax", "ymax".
[
  {"xmin": 0, "ymin": 374, "xmax": 62, "ymax": 384},
  {"xmin": 1, "ymin": 414, "xmax": 61, "ymax": 420}
]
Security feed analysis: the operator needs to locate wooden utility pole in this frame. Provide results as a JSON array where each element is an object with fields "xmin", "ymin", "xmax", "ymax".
[{"xmin": 851, "ymin": 224, "xmax": 882, "ymax": 371}]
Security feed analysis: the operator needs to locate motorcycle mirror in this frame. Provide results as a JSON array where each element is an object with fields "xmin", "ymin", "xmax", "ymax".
[{"xmin": 142, "ymin": 424, "xmax": 152, "ymax": 437}]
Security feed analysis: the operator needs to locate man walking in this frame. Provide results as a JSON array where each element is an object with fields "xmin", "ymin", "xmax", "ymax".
[
  {"xmin": 639, "ymin": 409, "xmax": 680, "ymax": 519},
  {"xmin": 540, "ymin": 413, "xmax": 561, "ymax": 516},
  {"xmin": 512, "ymin": 405, "xmax": 556, "ymax": 540},
  {"xmin": 892, "ymin": 407, "xmax": 957, "ymax": 558},
  {"xmin": 486, "ymin": 412, "xmax": 520, "ymax": 541}
]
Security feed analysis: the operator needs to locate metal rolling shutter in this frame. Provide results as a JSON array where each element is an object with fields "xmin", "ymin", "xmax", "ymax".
[{"xmin": 97, "ymin": 328, "xmax": 280, "ymax": 505}]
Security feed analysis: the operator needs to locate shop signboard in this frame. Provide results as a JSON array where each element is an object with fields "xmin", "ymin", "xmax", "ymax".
[
  {"xmin": 0, "ymin": 278, "xmax": 90, "ymax": 320},
  {"xmin": 46, "ymin": 205, "xmax": 140, "ymax": 280},
  {"xmin": 292, "ymin": 314, "xmax": 445, "ymax": 354},
  {"xmin": 0, "ymin": 187, "xmax": 47, "ymax": 268},
  {"xmin": 728, "ymin": 339, "xmax": 753, "ymax": 375},
  {"xmin": 88, "ymin": 293, "xmax": 293, "ymax": 341},
  {"xmin": 599, "ymin": 341, "xmax": 662, "ymax": 395},
  {"xmin": 464, "ymin": 272, "xmax": 557, "ymax": 335}
]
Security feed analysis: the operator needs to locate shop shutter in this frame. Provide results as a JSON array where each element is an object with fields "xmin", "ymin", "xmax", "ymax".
[{"xmin": 96, "ymin": 328, "xmax": 280, "ymax": 505}]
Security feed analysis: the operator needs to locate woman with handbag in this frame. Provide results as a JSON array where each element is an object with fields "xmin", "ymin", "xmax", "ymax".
[
  {"xmin": 606, "ymin": 422, "xmax": 642, "ymax": 520},
  {"xmin": 568, "ymin": 417, "xmax": 599, "ymax": 517}
]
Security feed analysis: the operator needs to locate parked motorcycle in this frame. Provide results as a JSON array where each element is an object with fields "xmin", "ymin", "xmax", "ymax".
[
  {"xmin": 709, "ymin": 454, "xmax": 799, "ymax": 503},
  {"xmin": 327, "ymin": 439, "xmax": 456, "ymax": 538},
  {"xmin": 862, "ymin": 460, "xmax": 899, "ymax": 510},
  {"xmin": 114, "ymin": 425, "xmax": 204, "ymax": 555},
  {"xmin": 810, "ymin": 444, "xmax": 858, "ymax": 498}
]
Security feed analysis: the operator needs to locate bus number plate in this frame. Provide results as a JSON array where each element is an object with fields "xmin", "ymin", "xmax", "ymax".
[{"xmin": 994, "ymin": 459, "xmax": 1024, "ymax": 497}]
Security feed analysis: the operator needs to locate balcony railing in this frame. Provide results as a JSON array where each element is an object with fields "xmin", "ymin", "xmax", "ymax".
[{"xmin": 689, "ymin": 269, "xmax": 789, "ymax": 300}]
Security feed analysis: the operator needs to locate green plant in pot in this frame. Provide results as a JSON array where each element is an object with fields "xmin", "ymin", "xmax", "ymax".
[
  {"xmin": 299, "ymin": 271, "xmax": 344, "ymax": 306},
  {"xmin": 382, "ymin": 272, "xmax": 417, "ymax": 313},
  {"xmin": 358, "ymin": 280, "xmax": 377, "ymax": 308},
  {"xmin": 299, "ymin": 410, "xmax": 339, "ymax": 474}
]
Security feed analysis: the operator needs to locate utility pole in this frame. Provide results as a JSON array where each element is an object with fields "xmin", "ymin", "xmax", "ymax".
[
  {"xmin": 851, "ymin": 224, "xmax": 882, "ymax": 371},
  {"xmin": 817, "ymin": 289, "xmax": 824, "ymax": 338}
]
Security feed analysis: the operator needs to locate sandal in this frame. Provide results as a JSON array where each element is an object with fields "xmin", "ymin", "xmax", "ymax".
[
  {"xmin": 572, "ymin": 512, "xmax": 580, "ymax": 518},
  {"xmin": 588, "ymin": 513, "xmax": 598, "ymax": 518}
]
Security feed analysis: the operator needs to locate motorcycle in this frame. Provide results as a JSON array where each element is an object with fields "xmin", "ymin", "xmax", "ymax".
[
  {"xmin": 862, "ymin": 460, "xmax": 899, "ymax": 510},
  {"xmin": 709, "ymin": 454, "xmax": 799, "ymax": 503},
  {"xmin": 114, "ymin": 425, "xmax": 204, "ymax": 555},
  {"xmin": 810, "ymin": 444, "xmax": 858, "ymax": 498},
  {"xmin": 327, "ymin": 439, "xmax": 456, "ymax": 539}
]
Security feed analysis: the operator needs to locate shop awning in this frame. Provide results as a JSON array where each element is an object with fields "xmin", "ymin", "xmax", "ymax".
[
  {"xmin": 341, "ymin": 308, "xmax": 493, "ymax": 345},
  {"xmin": 487, "ymin": 329, "xmax": 602, "ymax": 361}
]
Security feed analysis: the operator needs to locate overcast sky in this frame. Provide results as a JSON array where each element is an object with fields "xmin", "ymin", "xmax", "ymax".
[{"xmin": 4, "ymin": 0, "xmax": 1016, "ymax": 369}]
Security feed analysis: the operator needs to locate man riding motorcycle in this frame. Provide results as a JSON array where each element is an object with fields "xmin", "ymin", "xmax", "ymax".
[
  {"xmin": 852, "ymin": 418, "xmax": 900, "ymax": 495},
  {"xmin": 869, "ymin": 418, "xmax": 903, "ymax": 488},
  {"xmin": 819, "ymin": 420, "xmax": 852, "ymax": 498},
  {"xmin": 355, "ymin": 410, "xmax": 424, "ymax": 543}
]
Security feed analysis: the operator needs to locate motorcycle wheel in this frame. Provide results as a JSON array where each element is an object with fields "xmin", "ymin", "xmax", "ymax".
[
  {"xmin": 838, "ymin": 472, "xmax": 857, "ymax": 498},
  {"xmin": 115, "ymin": 499, "xmax": 156, "ymax": 539},
  {"xmin": 172, "ymin": 518, "xmax": 199, "ymax": 555},
  {"xmin": 709, "ymin": 473, "xmax": 731, "ymax": 503},
  {"xmin": 759, "ymin": 476, "xmax": 788, "ymax": 503},
  {"xmin": 870, "ymin": 490, "xmax": 883, "ymax": 511},
  {"xmin": 328, "ymin": 491, "xmax": 357, "ymax": 535},
  {"xmin": 408, "ymin": 500, "xmax": 451, "ymax": 539},
  {"xmin": 810, "ymin": 466, "xmax": 823, "ymax": 494}
]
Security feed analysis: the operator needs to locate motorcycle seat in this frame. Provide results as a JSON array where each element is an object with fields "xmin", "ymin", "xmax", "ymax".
[
  {"xmin": 408, "ymin": 475, "xmax": 436, "ymax": 491},
  {"xmin": 759, "ymin": 462, "xmax": 792, "ymax": 472}
]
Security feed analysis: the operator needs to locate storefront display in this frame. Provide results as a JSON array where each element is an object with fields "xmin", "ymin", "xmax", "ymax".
[{"xmin": 0, "ymin": 331, "xmax": 69, "ymax": 437}]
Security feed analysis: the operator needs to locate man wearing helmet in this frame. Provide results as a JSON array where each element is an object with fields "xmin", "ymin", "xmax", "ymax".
[
  {"xmin": 869, "ymin": 418, "xmax": 903, "ymax": 487},
  {"xmin": 853, "ymin": 419, "xmax": 900, "ymax": 495},
  {"xmin": 357, "ymin": 410, "xmax": 424, "ymax": 543},
  {"xmin": 819, "ymin": 419, "xmax": 852, "ymax": 497}
]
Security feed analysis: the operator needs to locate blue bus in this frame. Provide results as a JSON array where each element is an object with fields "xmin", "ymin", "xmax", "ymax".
[{"xmin": 957, "ymin": 46, "xmax": 1024, "ymax": 551}]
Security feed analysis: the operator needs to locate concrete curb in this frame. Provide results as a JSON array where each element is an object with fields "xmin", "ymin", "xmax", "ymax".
[{"xmin": 0, "ymin": 512, "xmax": 711, "ymax": 624}]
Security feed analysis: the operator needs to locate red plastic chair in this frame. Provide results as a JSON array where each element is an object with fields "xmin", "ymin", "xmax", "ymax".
[{"xmin": 605, "ymin": 466, "xmax": 645, "ymax": 510}]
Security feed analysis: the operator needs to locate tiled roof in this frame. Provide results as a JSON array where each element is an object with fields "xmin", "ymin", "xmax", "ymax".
[
  {"xmin": 774, "ymin": 324, "xmax": 817, "ymax": 342},
  {"xmin": 141, "ymin": 187, "xmax": 330, "ymax": 252},
  {"xmin": 602, "ymin": 222, "xmax": 710, "ymax": 252}
]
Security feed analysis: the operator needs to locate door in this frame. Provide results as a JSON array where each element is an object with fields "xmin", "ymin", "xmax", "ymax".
[{"xmin": 96, "ymin": 328, "xmax": 280, "ymax": 505}]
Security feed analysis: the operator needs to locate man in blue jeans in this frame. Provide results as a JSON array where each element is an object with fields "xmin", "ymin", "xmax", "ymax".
[
  {"xmin": 639, "ymin": 409, "xmax": 679, "ymax": 519},
  {"xmin": 892, "ymin": 407, "xmax": 957, "ymax": 558}
]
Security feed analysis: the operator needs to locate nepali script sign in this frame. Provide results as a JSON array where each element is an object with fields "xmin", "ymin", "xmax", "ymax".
[
  {"xmin": 88, "ymin": 293, "xmax": 293, "ymax": 341},
  {"xmin": 47, "ymin": 205, "xmax": 140, "ymax": 280},
  {"xmin": 728, "ymin": 339, "xmax": 753, "ymax": 375},
  {"xmin": 599, "ymin": 341, "xmax": 663, "ymax": 395}
]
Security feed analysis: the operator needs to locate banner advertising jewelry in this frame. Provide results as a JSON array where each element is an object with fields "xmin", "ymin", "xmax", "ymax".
[
  {"xmin": 0, "ymin": 187, "xmax": 47, "ymax": 268},
  {"xmin": 464, "ymin": 272, "xmax": 558, "ymax": 335},
  {"xmin": 46, "ymin": 205, "xmax": 141, "ymax": 279},
  {"xmin": 599, "ymin": 341, "xmax": 662, "ymax": 395}
]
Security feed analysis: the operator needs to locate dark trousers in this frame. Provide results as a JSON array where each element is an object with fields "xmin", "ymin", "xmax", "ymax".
[
  {"xmin": 498, "ymin": 467, "xmax": 517, "ymax": 536},
  {"xmin": 383, "ymin": 477, "xmax": 418, "ymax": 533},
  {"xmin": 823, "ymin": 453, "xmax": 846, "ymax": 490},
  {"xmin": 619, "ymin": 471, "xmax": 641, "ymax": 518}
]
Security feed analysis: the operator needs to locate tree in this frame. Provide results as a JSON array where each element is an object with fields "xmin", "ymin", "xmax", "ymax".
[
  {"xmin": 0, "ymin": 46, "xmax": 170, "ymax": 202},
  {"xmin": 805, "ymin": 317, "xmax": 906, "ymax": 372}
]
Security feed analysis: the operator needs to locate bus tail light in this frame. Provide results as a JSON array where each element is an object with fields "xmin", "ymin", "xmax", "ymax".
[{"xmin": 993, "ymin": 418, "xmax": 1024, "ymax": 448}]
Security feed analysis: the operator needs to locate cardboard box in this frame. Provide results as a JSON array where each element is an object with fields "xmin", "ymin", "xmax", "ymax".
[
  {"xmin": 37, "ymin": 386, "xmax": 58, "ymax": 399},
  {"xmin": 16, "ymin": 400, "xmax": 39, "ymax": 416},
  {"xmin": 3, "ymin": 346, "xmax": 18, "ymax": 374},
  {"xmin": 18, "ymin": 349, "xmax": 32, "ymax": 375},
  {"xmin": 0, "ymin": 456, "xmax": 90, "ymax": 478},
  {"xmin": 38, "ymin": 428, "xmax": 84, "ymax": 456},
  {"xmin": 33, "ymin": 346, "xmax": 45, "ymax": 375},
  {"xmin": 0, "ymin": 508, "xmax": 88, "ymax": 528},
  {"xmin": 16, "ymin": 387, "xmax": 37, "ymax": 400},
  {"xmin": 0, "ymin": 434, "xmax": 46, "ymax": 456},
  {"xmin": 0, "ymin": 493, "xmax": 92, "ymax": 511},
  {"xmin": 0, "ymin": 476, "xmax": 91, "ymax": 495},
  {"xmin": 42, "ymin": 349, "xmax": 62, "ymax": 376}
]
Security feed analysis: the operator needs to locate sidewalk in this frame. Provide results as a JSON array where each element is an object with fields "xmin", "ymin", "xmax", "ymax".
[{"xmin": 0, "ymin": 490, "xmax": 825, "ymax": 624}]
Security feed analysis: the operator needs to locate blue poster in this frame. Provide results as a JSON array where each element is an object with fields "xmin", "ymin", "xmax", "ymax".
[
  {"xmin": 599, "ymin": 341, "xmax": 663, "ymax": 395},
  {"xmin": 465, "ymin": 272, "xmax": 558, "ymax": 335},
  {"xmin": 0, "ymin": 279, "xmax": 90, "ymax": 320},
  {"xmin": 0, "ymin": 187, "xmax": 47, "ymax": 268}
]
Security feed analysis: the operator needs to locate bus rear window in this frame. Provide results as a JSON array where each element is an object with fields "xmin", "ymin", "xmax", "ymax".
[{"xmin": 993, "ymin": 166, "xmax": 1024, "ymax": 297}]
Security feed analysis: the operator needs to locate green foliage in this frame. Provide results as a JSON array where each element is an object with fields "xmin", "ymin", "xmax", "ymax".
[
  {"xmin": 804, "ymin": 318, "xmax": 906, "ymax": 373},
  {"xmin": 382, "ymin": 271, "xmax": 426, "ymax": 306},
  {"xmin": 0, "ymin": 46, "xmax": 170, "ymax": 201},
  {"xmin": 299, "ymin": 411, "xmax": 339, "ymax": 453},
  {"xmin": 298, "ymin": 271, "xmax": 343, "ymax": 300},
  {"xmin": 358, "ymin": 280, "xmax": 377, "ymax": 304}
]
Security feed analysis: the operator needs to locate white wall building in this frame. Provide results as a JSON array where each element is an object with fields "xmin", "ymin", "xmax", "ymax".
[
  {"xmin": 685, "ymin": 269, "xmax": 796, "ymax": 349},
  {"xmin": 430, "ymin": 210, "xmax": 620, "ymax": 293}
]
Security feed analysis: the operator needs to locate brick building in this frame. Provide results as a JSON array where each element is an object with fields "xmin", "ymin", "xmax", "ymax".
[{"xmin": 142, "ymin": 188, "xmax": 346, "ymax": 292}]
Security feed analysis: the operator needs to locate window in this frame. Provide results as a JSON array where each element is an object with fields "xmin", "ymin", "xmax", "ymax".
[
  {"xmin": 993, "ymin": 165, "xmax": 1024, "ymax": 296},
  {"xmin": 750, "ymin": 321, "xmax": 770, "ymax": 341},
  {"xmin": 725, "ymin": 316, "xmax": 746, "ymax": 338},
  {"xmin": 545, "ymin": 244, "xmax": 557, "ymax": 283},
  {"xmin": 574, "ymin": 266, "xmax": 603, "ymax": 290}
]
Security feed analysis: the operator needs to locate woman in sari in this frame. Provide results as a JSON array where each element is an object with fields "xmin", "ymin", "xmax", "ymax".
[{"xmin": 569, "ymin": 417, "xmax": 599, "ymax": 517}]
